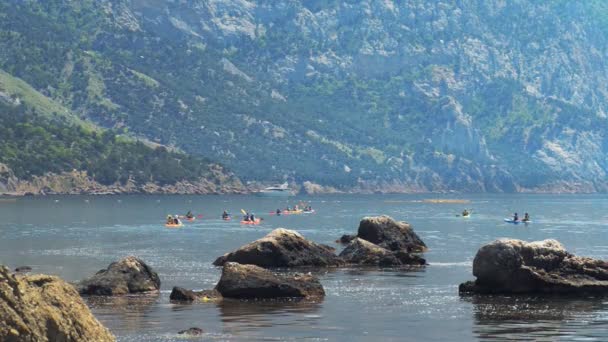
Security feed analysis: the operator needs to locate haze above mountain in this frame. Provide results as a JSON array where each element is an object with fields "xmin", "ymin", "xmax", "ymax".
[{"xmin": 2, "ymin": 0, "xmax": 608, "ymax": 193}]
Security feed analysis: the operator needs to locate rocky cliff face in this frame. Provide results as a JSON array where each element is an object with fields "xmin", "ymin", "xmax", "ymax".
[{"xmin": 2, "ymin": 1, "xmax": 608, "ymax": 192}]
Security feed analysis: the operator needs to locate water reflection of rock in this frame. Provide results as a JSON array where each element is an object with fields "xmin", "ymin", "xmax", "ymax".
[
  {"xmin": 85, "ymin": 295, "xmax": 158, "ymax": 331},
  {"xmin": 218, "ymin": 299, "xmax": 323, "ymax": 332},
  {"xmin": 464, "ymin": 295, "xmax": 608, "ymax": 340}
]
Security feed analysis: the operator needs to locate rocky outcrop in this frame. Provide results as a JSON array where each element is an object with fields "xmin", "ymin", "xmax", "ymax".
[
  {"xmin": 78, "ymin": 256, "xmax": 160, "ymax": 295},
  {"xmin": 215, "ymin": 262, "xmax": 325, "ymax": 299},
  {"xmin": 339, "ymin": 238, "xmax": 426, "ymax": 266},
  {"xmin": 357, "ymin": 216, "xmax": 427, "ymax": 252},
  {"xmin": 169, "ymin": 287, "xmax": 222, "ymax": 302},
  {"xmin": 213, "ymin": 228, "xmax": 343, "ymax": 267},
  {"xmin": 0, "ymin": 265, "xmax": 115, "ymax": 342},
  {"xmin": 459, "ymin": 239, "xmax": 608, "ymax": 295},
  {"xmin": 336, "ymin": 234, "xmax": 356, "ymax": 244}
]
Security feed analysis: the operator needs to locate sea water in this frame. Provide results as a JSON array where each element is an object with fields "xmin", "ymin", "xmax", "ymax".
[{"xmin": 1, "ymin": 194, "xmax": 608, "ymax": 341}]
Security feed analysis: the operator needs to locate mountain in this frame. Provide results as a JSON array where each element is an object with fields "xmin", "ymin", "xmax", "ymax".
[
  {"xmin": 2, "ymin": 0, "xmax": 608, "ymax": 193},
  {"xmin": 0, "ymin": 58, "xmax": 244, "ymax": 195}
]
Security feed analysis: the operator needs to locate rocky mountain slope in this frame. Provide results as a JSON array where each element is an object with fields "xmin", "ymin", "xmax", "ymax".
[{"xmin": 2, "ymin": 1, "xmax": 608, "ymax": 192}]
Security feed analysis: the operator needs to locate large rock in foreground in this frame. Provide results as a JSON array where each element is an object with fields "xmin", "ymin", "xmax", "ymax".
[
  {"xmin": 214, "ymin": 228, "xmax": 343, "ymax": 267},
  {"xmin": 339, "ymin": 238, "xmax": 426, "ymax": 266},
  {"xmin": 459, "ymin": 239, "xmax": 608, "ymax": 294},
  {"xmin": 78, "ymin": 256, "xmax": 160, "ymax": 295},
  {"xmin": 216, "ymin": 262, "xmax": 325, "ymax": 299},
  {"xmin": 357, "ymin": 216, "xmax": 427, "ymax": 252},
  {"xmin": 0, "ymin": 266, "xmax": 115, "ymax": 342}
]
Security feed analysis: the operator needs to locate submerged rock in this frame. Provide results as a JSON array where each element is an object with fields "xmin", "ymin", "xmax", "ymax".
[
  {"xmin": 357, "ymin": 216, "xmax": 427, "ymax": 252},
  {"xmin": 14, "ymin": 266, "xmax": 32, "ymax": 273},
  {"xmin": 170, "ymin": 287, "xmax": 222, "ymax": 302},
  {"xmin": 213, "ymin": 228, "xmax": 343, "ymax": 267},
  {"xmin": 0, "ymin": 265, "xmax": 115, "ymax": 341},
  {"xmin": 78, "ymin": 256, "xmax": 160, "ymax": 295},
  {"xmin": 339, "ymin": 238, "xmax": 426, "ymax": 266},
  {"xmin": 459, "ymin": 239, "xmax": 608, "ymax": 295},
  {"xmin": 216, "ymin": 262, "xmax": 325, "ymax": 299},
  {"xmin": 178, "ymin": 327, "xmax": 204, "ymax": 336}
]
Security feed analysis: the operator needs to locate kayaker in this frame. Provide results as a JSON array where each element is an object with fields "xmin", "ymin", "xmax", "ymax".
[
  {"xmin": 250, "ymin": 213, "xmax": 255, "ymax": 221},
  {"xmin": 173, "ymin": 215, "xmax": 180, "ymax": 225},
  {"xmin": 513, "ymin": 213, "xmax": 519, "ymax": 222},
  {"xmin": 276, "ymin": 208, "xmax": 281, "ymax": 216},
  {"xmin": 243, "ymin": 212, "xmax": 250, "ymax": 221},
  {"xmin": 166, "ymin": 215, "xmax": 173, "ymax": 225},
  {"xmin": 186, "ymin": 211, "xmax": 194, "ymax": 219},
  {"xmin": 222, "ymin": 210, "xmax": 230, "ymax": 219},
  {"xmin": 462, "ymin": 209, "xmax": 469, "ymax": 216},
  {"xmin": 523, "ymin": 213, "xmax": 530, "ymax": 222}
]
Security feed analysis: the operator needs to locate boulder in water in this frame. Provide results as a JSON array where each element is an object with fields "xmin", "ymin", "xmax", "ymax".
[
  {"xmin": 357, "ymin": 216, "xmax": 427, "ymax": 252},
  {"xmin": 213, "ymin": 228, "xmax": 343, "ymax": 267},
  {"xmin": 339, "ymin": 238, "xmax": 426, "ymax": 266},
  {"xmin": 215, "ymin": 262, "xmax": 325, "ymax": 299},
  {"xmin": 0, "ymin": 265, "xmax": 115, "ymax": 341},
  {"xmin": 170, "ymin": 287, "xmax": 222, "ymax": 302},
  {"xmin": 459, "ymin": 239, "xmax": 608, "ymax": 294},
  {"xmin": 178, "ymin": 327, "xmax": 204, "ymax": 336},
  {"xmin": 78, "ymin": 256, "xmax": 160, "ymax": 295}
]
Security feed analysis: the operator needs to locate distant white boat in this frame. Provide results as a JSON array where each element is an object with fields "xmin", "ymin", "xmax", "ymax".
[{"xmin": 254, "ymin": 184, "xmax": 294, "ymax": 197}]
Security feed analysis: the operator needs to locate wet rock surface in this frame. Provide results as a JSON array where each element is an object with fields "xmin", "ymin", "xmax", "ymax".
[
  {"xmin": 460, "ymin": 239, "xmax": 608, "ymax": 295},
  {"xmin": 215, "ymin": 262, "xmax": 325, "ymax": 299},
  {"xmin": 357, "ymin": 215, "xmax": 427, "ymax": 252},
  {"xmin": 77, "ymin": 256, "xmax": 161, "ymax": 296},
  {"xmin": 339, "ymin": 238, "xmax": 426, "ymax": 266},
  {"xmin": 214, "ymin": 228, "xmax": 343, "ymax": 267},
  {"xmin": 170, "ymin": 287, "xmax": 222, "ymax": 302}
]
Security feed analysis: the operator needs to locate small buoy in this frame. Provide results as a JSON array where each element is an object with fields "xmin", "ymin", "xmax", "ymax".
[{"xmin": 54, "ymin": 200, "xmax": 59, "ymax": 203}]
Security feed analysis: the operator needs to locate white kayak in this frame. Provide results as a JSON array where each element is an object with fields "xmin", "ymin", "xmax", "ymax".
[{"xmin": 504, "ymin": 218, "xmax": 531, "ymax": 224}]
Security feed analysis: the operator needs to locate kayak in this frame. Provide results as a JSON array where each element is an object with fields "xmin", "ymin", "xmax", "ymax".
[
  {"xmin": 462, "ymin": 214, "xmax": 470, "ymax": 218},
  {"xmin": 283, "ymin": 210, "xmax": 303, "ymax": 215},
  {"xmin": 504, "ymin": 219, "xmax": 531, "ymax": 224},
  {"xmin": 165, "ymin": 223, "xmax": 183, "ymax": 228},
  {"xmin": 303, "ymin": 210, "xmax": 316, "ymax": 214},
  {"xmin": 186, "ymin": 217, "xmax": 195, "ymax": 222},
  {"xmin": 222, "ymin": 216, "xmax": 231, "ymax": 221},
  {"xmin": 240, "ymin": 219, "xmax": 261, "ymax": 225}
]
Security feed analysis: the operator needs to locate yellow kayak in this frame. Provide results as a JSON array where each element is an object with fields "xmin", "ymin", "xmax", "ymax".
[{"xmin": 165, "ymin": 223, "xmax": 183, "ymax": 228}]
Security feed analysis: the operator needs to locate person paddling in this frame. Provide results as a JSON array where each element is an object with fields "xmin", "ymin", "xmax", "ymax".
[
  {"xmin": 513, "ymin": 212, "xmax": 519, "ymax": 222},
  {"xmin": 523, "ymin": 213, "xmax": 530, "ymax": 222},
  {"xmin": 462, "ymin": 209, "xmax": 469, "ymax": 216},
  {"xmin": 222, "ymin": 210, "xmax": 230, "ymax": 219}
]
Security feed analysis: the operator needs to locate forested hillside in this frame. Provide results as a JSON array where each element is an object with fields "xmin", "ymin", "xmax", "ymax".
[{"xmin": 2, "ymin": 1, "xmax": 608, "ymax": 192}]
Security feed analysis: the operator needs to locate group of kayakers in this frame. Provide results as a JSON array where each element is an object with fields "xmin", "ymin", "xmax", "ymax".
[
  {"xmin": 459, "ymin": 209, "xmax": 532, "ymax": 223},
  {"xmin": 165, "ymin": 203, "xmax": 316, "ymax": 226}
]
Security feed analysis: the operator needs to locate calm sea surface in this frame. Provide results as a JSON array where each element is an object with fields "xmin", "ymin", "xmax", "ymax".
[{"xmin": 2, "ymin": 194, "xmax": 608, "ymax": 341}]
